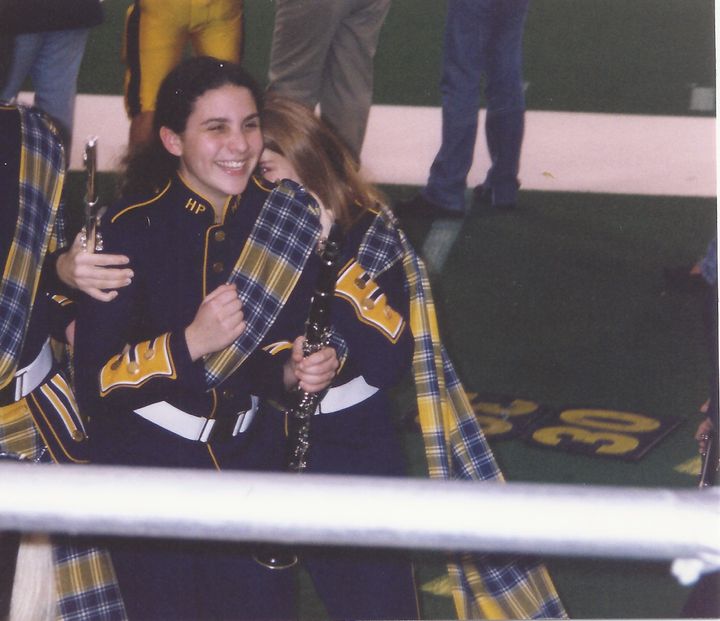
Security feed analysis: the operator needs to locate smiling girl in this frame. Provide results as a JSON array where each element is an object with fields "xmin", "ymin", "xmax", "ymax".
[{"xmin": 74, "ymin": 58, "xmax": 337, "ymax": 620}]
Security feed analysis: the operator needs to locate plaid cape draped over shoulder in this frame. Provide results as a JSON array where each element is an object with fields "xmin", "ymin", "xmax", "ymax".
[
  {"xmin": 359, "ymin": 207, "xmax": 567, "ymax": 620},
  {"xmin": 205, "ymin": 180, "xmax": 566, "ymax": 619},
  {"xmin": 204, "ymin": 179, "xmax": 347, "ymax": 386},
  {"xmin": 0, "ymin": 102, "xmax": 66, "ymax": 390},
  {"xmin": 0, "ymin": 103, "xmax": 127, "ymax": 621}
]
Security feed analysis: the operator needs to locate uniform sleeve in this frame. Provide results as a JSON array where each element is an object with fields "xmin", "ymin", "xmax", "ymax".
[
  {"xmin": 332, "ymin": 254, "xmax": 413, "ymax": 388},
  {"xmin": 73, "ymin": 215, "xmax": 206, "ymax": 420},
  {"xmin": 41, "ymin": 250, "xmax": 76, "ymax": 343},
  {"xmin": 241, "ymin": 343, "xmax": 294, "ymax": 404}
]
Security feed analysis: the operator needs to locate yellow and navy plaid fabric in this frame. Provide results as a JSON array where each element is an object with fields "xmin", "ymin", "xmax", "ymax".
[
  {"xmin": 0, "ymin": 104, "xmax": 65, "ymax": 391},
  {"xmin": 359, "ymin": 207, "xmax": 567, "ymax": 620},
  {"xmin": 0, "ymin": 103, "xmax": 127, "ymax": 621},
  {"xmin": 205, "ymin": 179, "xmax": 348, "ymax": 387},
  {"xmin": 53, "ymin": 540, "xmax": 127, "ymax": 621},
  {"xmin": 1, "ymin": 400, "xmax": 127, "ymax": 620}
]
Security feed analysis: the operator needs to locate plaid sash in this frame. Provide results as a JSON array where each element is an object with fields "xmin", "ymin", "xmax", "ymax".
[
  {"xmin": 204, "ymin": 179, "xmax": 348, "ymax": 388},
  {"xmin": 0, "ymin": 104, "xmax": 66, "ymax": 390},
  {"xmin": 359, "ymin": 207, "xmax": 567, "ymax": 620}
]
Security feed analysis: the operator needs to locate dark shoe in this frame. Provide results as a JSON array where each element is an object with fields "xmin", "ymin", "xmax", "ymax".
[
  {"xmin": 394, "ymin": 194, "xmax": 465, "ymax": 220},
  {"xmin": 662, "ymin": 265, "xmax": 708, "ymax": 294},
  {"xmin": 473, "ymin": 184, "xmax": 516, "ymax": 211}
]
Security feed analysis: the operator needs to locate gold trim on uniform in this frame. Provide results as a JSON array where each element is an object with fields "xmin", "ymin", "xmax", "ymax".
[
  {"xmin": 41, "ymin": 374, "xmax": 86, "ymax": 441},
  {"xmin": 262, "ymin": 341, "xmax": 293, "ymax": 356},
  {"xmin": 51, "ymin": 294, "xmax": 73, "ymax": 307},
  {"xmin": 111, "ymin": 181, "xmax": 171, "ymax": 223},
  {"xmin": 28, "ymin": 392, "xmax": 88, "ymax": 464},
  {"xmin": 100, "ymin": 333, "xmax": 176, "ymax": 396},
  {"xmin": 335, "ymin": 260, "xmax": 405, "ymax": 343}
]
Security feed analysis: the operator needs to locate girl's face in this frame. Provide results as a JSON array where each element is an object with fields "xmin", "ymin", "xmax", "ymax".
[
  {"xmin": 258, "ymin": 148, "xmax": 301, "ymax": 185},
  {"xmin": 160, "ymin": 84, "xmax": 262, "ymax": 211},
  {"xmin": 260, "ymin": 146, "xmax": 335, "ymax": 235}
]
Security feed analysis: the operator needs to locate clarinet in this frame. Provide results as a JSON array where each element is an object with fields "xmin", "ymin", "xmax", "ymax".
[
  {"xmin": 254, "ymin": 224, "xmax": 343, "ymax": 570},
  {"xmin": 286, "ymin": 223, "xmax": 343, "ymax": 472},
  {"xmin": 79, "ymin": 136, "xmax": 104, "ymax": 253}
]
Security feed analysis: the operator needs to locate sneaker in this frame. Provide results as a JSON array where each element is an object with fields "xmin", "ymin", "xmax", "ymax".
[{"xmin": 394, "ymin": 194, "xmax": 465, "ymax": 219}]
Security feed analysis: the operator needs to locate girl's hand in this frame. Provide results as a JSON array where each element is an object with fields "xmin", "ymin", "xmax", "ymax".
[
  {"xmin": 185, "ymin": 284, "xmax": 246, "ymax": 361},
  {"xmin": 283, "ymin": 336, "xmax": 339, "ymax": 392},
  {"xmin": 56, "ymin": 232, "xmax": 133, "ymax": 301}
]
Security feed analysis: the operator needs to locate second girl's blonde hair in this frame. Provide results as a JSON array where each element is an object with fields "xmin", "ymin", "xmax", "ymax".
[{"xmin": 260, "ymin": 95, "xmax": 385, "ymax": 230}]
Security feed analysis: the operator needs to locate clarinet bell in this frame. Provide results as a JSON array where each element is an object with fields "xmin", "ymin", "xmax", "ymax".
[{"xmin": 253, "ymin": 547, "xmax": 298, "ymax": 570}]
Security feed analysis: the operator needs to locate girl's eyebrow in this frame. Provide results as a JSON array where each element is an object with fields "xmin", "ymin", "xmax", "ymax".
[
  {"xmin": 200, "ymin": 117, "xmax": 229, "ymax": 126},
  {"xmin": 199, "ymin": 113, "xmax": 260, "ymax": 126}
]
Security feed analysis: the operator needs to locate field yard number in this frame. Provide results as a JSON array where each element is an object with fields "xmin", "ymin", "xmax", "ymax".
[{"xmin": 531, "ymin": 409, "xmax": 661, "ymax": 456}]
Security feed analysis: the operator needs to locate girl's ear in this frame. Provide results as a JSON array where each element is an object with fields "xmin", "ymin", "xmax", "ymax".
[{"xmin": 159, "ymin": 126, "xmax": 182, "ymax": 156}]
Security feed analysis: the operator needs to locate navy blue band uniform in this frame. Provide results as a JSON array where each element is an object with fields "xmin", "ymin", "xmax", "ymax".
[
  {"xmin": 74, "ymin": 174, "xmax": 296, "ymax": 621},
  {"xmin": 259, "ymin": 205, "xmax": 421, "ymax": 620}
]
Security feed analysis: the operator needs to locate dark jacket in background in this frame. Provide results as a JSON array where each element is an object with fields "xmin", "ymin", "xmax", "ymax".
[{"xmin": 0, "ymin": 0, "xmax": 103, "ymax": 35}]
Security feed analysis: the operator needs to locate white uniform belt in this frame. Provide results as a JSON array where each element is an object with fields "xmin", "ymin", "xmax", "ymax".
[
  {"xmin": 14, "ymin": 339, "xmax": 53, "ymax": 401},
  {"xmin": 315, "ymin": 376, "xmax": 379, "ymax": 414},
  {"xmin": 133, "ymin": 395, "xmax": 259, "ymax": 442}
]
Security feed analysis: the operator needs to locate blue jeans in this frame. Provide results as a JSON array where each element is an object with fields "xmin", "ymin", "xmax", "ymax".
[
  {"xmin": 1, "ymin": 28, "xmax": 90, "ymax": 141},
  {"xmin": 424, "ymin": 0, "xmax": 529, "ymax": 211}
]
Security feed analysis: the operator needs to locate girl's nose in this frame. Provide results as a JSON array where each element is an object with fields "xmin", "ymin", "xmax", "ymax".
[{"xmin": 227, "ymin": 129, "xmax": 248, "ymax": 152}]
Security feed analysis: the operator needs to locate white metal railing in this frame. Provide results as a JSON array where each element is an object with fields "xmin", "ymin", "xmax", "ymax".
[{"xmin": 1, "ymin": 462, "xmax": 718, "ymax": 584}]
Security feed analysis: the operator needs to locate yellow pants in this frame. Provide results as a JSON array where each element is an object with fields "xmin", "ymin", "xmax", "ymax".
[{"xmin": 123, "ymin": 0, "xmax": 244, "ymax": 116}]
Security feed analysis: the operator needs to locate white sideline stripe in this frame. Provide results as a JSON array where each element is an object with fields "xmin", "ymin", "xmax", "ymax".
[
  {"xmin": 19, "ymin": 92, "xmax": 716, "ymax": 197},
  {"xmin": 360, "ymin": 105, "xmax": 717, "ymax": 198}
]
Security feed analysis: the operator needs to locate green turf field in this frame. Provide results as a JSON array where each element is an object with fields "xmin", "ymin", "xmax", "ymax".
[{"xmin": 61, "ymin": 1, "xmax": 717, "ymax": 618}]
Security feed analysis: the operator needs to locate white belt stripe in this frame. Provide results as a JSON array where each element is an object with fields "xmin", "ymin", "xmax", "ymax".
[{"xmin": 15, "ymin": 339, "xmax": 53, "ymax": 401}]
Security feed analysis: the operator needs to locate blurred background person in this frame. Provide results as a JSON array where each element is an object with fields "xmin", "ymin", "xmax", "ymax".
[
  {"xmin": 123, "ymin": 0, "xmax": 244, "ymax": 147},
  {"xmin": 267, "ymin": 0, "xmax": 391, "ymax": 162},
  {"xmin": 0, "ymin": 0, "xmax": 104, "ymax": 149}
]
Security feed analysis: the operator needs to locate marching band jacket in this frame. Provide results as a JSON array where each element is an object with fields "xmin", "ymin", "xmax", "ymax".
[
  {"xmin": 74, "ymin": 174, "xmax": 287, "ymax": 469},
  {"xmin": 260, "ymin": 205, "xmax": 414, "ymax": 476}
]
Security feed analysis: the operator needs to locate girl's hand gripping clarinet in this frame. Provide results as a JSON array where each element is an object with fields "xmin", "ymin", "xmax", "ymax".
[{"xmin": 254, "ymin": 224, "xmax": 343, "ymax": 570}]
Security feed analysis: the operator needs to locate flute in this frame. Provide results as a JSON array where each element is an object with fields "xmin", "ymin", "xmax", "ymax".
[{"xmin": 80, "ymin": 136, "xmax": 104, "ymax": 253}]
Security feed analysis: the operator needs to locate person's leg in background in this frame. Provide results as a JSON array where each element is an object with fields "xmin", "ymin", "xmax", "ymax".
[
  {"xmin": 26, "ymin": 28, "xmax": 90, "ymax": 146},
  {"xmin": 0, "ymin": 32, "xmax": 41, "ymax": 103},
  {"xmin": 478, "ymin": 0, "xmax": 528, "ymax": 209},
  {"xmin": 317, "ymin": 0, "xmax": 391, "ymax": 161},
  {"xmin": 2, "ymin": 30, "xmax": 90, "ymax": 146},
  {"xmin": 192, "ymin": 0, "xmax": 243, "ymax": 64},
  {"xmin": 423, "ymin": 0, "xmax": 487, "ymax": 215},
  {"xmin": 125, "ymin": 0, "xmax": 188, "ymax": 147},
  {"xmin": 267, "ymin": 0, "xmax": 338, "ymax": 112}
]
